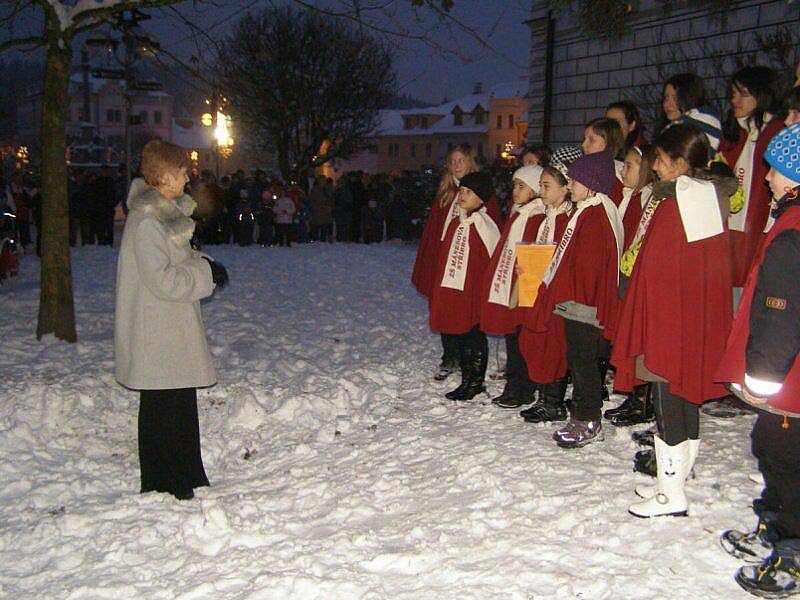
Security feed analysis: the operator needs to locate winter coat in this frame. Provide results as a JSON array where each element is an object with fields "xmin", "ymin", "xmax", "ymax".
[
  {"xmin": 611, "ymin": 177, "xmax": 736, "ymax": 404},
  {"xmin": 114, "ymin": 178, "xmax": 216, "ymax": 390},
  {"xmin": 717, "ymin": 191, "xmax": 800, "ymax": 416},
  {"xmin": 274, "ymin": 196, "xmax": 296, "ymax": 225},
  {"xmin": 309, "ymin": 185, "xmax": 334, "ymax": 226}
]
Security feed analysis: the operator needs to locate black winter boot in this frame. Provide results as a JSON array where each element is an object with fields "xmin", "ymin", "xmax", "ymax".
[
  {"xmin": 446, "ymin": 341, "xmax": 486, "ymax": 401},
  {"xmin": 599, "ymin": 358, "xmax": 610, "ymax": 402},
  {"xmin": 605, "ymin": 384, "xmax": 655, "ymax": 427},
  {"xmin": 520, "ymin": 377, "xmax": 568, "ymax": 422}
]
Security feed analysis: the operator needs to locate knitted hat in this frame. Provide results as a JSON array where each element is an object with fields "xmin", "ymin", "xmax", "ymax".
[
  {"xmin": 459, "ymin": 172, "xmax": 494, "ymax": 204},
  {"xmin": 550, "ymin": 145, "xmax": 583, "ymax": 180},
  {"xmin": 766, "ymin": 123, "xmax": 800, "ymax": 184},
  {"xmin": 567, "ymin": 151, "xmax": 615, "ymax": 196},
  {"xmin": 513, "ymin": 165, "xmax": 544, "ymax": 194}
]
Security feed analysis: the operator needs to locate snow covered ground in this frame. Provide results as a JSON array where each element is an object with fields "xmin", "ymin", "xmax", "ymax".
[{"xmin": 1, "ymin": 242, "xmax": 761, "ymax": 599}]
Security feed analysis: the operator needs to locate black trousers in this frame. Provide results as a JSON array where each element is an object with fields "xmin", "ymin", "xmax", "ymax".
[
  {"xmin": 138, "ymin": 388, "xmax": 209, "ymax": 497},
  {"xmin": 276, "ymin": 223, "xmax": 292, "ymax": 247},
  {"xmin": 505, "ymin": 326, "xmax": 535, "ymax": 396},
  {"xmin": 652, "ymin": 382, "xmax": 699, "ymax": 445},
  {"xmin": 441, "ymin": 333, "xmax": 460, "ymax": 366},
  {"xmin": 458, "ymin": 326, "xmax": 488, "ymax": 364},
  {"xmin": 752, "ymin": 411, "xmax": 800, "ymax": 539},
  {"xmin": 564, "ymin": 319, "xmax": 609, "ymax": 422}
]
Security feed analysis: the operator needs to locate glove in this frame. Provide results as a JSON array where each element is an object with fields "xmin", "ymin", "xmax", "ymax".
[{"xmin": 203, "ymin": 257, "xmax": 229, "ymax": 289}]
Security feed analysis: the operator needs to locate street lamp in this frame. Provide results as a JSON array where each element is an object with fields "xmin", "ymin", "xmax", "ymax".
[{"xmin": 200, "ymin": 96, "xmax": 234, "ymax": 178}]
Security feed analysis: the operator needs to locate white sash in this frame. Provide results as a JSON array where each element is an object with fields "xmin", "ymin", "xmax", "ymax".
[
  {"xmin": 487, "ymin": 201, "xmax": 544, "ymax": 307},
  {"xmin": 441, "ymin": 207, "xmax": 500, "ymax": 291},
  {"xmin": 675, "ymin": 175, "xmax": 724, "ymax": 242},
  {"xmin": 541, "ymin": 194, "xmax": 623, "ymax": 286},
  {"xmin": 729, "ymin": 115, "xmax": 771, "ymax": 233},
  {"xmin": 624, "ymin": 186, "xmax": 656, "ymax": 252},
  {"xmin": 535, "ymin": 200, "xmax": 573, "ymax": 245}
]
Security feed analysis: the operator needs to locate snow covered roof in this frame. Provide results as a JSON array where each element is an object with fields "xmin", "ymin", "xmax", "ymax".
[{"xmin": 374, "ymin": 80, "xmax": 529, "ymax": 138}]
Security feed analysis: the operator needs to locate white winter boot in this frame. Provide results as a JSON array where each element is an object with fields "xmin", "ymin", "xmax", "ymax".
[
  {"xmin": 629, "ymin": 436, "xmax": 692, "ymax": 518},
  {"xmin": 635, "ymin": 437, "xmax": 700, "ymax": 499}
]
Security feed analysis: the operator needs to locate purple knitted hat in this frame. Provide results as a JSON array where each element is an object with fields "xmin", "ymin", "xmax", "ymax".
[{"xmin": 567, "ymin": 151, "xmax": 615, "ymax": 196}]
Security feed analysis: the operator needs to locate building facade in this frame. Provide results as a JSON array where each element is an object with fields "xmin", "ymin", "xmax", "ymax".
[
  {"xmin": 373, "ymin": 80, "xmax": 530, "ymax": 173},
  {"xmin": 526, "ymin": 0, "xmax": 800, "ymax": 147}
]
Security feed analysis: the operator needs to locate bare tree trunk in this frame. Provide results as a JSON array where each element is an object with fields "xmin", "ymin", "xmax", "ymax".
[{"xmin": 36, "ymin": 23, "xmax": 76, "ymax": 343}]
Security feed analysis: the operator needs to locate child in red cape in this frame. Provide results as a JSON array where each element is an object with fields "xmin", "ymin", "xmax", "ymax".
[
  {"xmin": 716, "ymin": 122, "xmax": 800, "ymax": 598},
  {"xmin": 612, "ymin": 123, "xmax": 737, "ymax": 519},
  {"xmin": 430, "ymin": 171, "xmax": 500, "ymax": 401}
]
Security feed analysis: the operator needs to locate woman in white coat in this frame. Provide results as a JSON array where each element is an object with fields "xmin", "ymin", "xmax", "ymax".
[{"xmin": 115, "ymin": 140, "xmax": 228, "ymax": 500}]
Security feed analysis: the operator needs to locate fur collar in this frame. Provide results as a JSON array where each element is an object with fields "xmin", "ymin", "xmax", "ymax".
[{"xmin": 126, "ymin": 178, "xmax": 196, "ymax": 244}]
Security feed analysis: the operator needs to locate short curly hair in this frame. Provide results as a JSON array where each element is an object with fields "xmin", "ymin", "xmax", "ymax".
[{"xmin": 141, "ymin": 139, "xmax": 191, "ymax": 187}]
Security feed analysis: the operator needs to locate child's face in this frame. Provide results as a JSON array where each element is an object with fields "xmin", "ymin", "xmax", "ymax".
[
  {"xmin": 540, "ymin": 171, "xmax": 569, "ymax": 207},
  {"xmin": 731, "ymin": 81, "xmax": 757, "ymax": 119},
  {"xmin": 512, "ymin": 178, "xmax": 536, "ymax": 205},
  {"xmin": 160, "ymin": 167, "xmax": 189, "ymax": 199},
  {"xmin": 568, "ymin": 179, "xmax": 591, "ymax": 202},
  {"xmin": 653, "ymin": 147, "xmax": 690, "ymax": 182},
  {"xmin": 521, "ymin": 152, "xmax": 540, "ymax": 166},
  {"xmin": 459, "ymin": 187, "xmax": 483, "ymax": 212},
  {"xmin": 663, "ymin": 84, "xmax": 681, "ymax": 121},
  {"xmin": 605, "ymin": 107, "xmax": 631, "ymax": 138},
  {"xmin": 621, "ymin": 150, "xmax": 642, "ymax": 189},
  {"xmin": 582, "ymin": 127, "xmax": 606, "ymax": 155},
  {"xmin": 449, "ymin": 151, "xmax": 469, "ymax": 181},
  {"xmin": 785, "ymin": 108, "xmax": 800, "ymax": 127},
  {"xmin": 766, "ymin": 167, "xmax": 798, "ymax": 199}
]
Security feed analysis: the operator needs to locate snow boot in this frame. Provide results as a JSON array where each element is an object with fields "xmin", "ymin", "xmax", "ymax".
[
  {"xmin": 520, "ymin": 377, "xmax": 568, "ymax": 422},
  {"xmin": 634, "ymin": 448, "xmax": 657, "ymax": 477},
  {"xmin": 433, "ymin": 360, "xmax": 458, "ymax": 381},
  {"xmin": 599, "ymin": 358, "xmax": 610, "ymax": 402},
  {"xmin": 722, "ymin": 522, "xmax": 780, "ymax": 564},
  {"xmin": 605, "ymin": 384, "xmax": 655, "ymax": 427},
  {"xmin": 445, "ymin": 343, "xmax": 487, "ymax": 401},
  {"xmin": 701, "ymin": 394, "xmax": 754, "ymax": 418},
  {"xmin": 636, "ymin": 438, "xmax": 700, "ymax": 498},
  {"xmin": 629, "ymin": 437, "xmax": 691, "ymax": 518},
  {"xmin": 735, "ymin": 541, "xmax": 800, "ymax": 598},
  {"xmin": 552, "ymin": 418, "xmax": 604, "ymax": 449},
  {"xmin": 494, "ymin": 388, "xmax": 536, "ymax": 409},
  {"xmin": 632, "ymin": 426, "xmax": 656, "ymax": 447}
]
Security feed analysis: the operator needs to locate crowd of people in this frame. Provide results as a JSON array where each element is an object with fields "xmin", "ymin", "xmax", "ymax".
[
  {"xmin": 188, "ymin": 168, "xmax": 420, "ymax": 247},
  {"xmin": 413, "ymin": 65, "xmax": 800, "ymax": 597}
]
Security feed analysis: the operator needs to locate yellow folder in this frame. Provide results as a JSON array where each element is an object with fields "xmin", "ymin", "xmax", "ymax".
[{"xmin": 515, "ymin": 243, "xmax": 556, "ymax": 308}]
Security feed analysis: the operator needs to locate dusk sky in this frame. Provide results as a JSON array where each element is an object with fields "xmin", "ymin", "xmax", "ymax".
[{"xmin": 142, "ymin": 0, "xmax": 532, "ymax": 105}]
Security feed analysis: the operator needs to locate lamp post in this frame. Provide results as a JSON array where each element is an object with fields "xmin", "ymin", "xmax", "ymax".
[{"xmin": 201, "ymin": 93, "xmax": 234, "ymax": 179}]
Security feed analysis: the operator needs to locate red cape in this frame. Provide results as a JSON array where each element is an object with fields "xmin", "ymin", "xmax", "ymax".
[
  {"xmin": 716, "ymin": 204, "xmax": 800, "ymax": 414},
  {"xmin": 719, "ymin": 117, "xmax": 784, "ymax": 286},
  {"xmin": 412, "ymin": 193, "xmax": 501, "ymax": 298},
  {"xmin": 521, "ymin": 205, "xmax": 618, "ymax": 383},
  {"xmin": 429, "ymin": 219, "xmax": 494, "ymax": 335},
  {"xmin": 479, "ymin": 212, "xmax": 553, "ymax": 335},
  {"xmin": 611, "ymin": 200, "xmax": 732, "ymax": 404},
  {"xmin": 609, "ymin": 185, "xmax": 644, "ymax": 251}
]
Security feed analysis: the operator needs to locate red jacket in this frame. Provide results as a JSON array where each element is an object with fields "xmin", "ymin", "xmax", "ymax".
[
  {"xmin": 719, "ymin": 117, "xmax": 784, "ymax": 286},
  {"xmin": 429, "ymin": 219, "xmax": 495, "ymax": 335},
  {"xmin": 611, "ymin": 198, "xmax": 733, "ymax": 404},
  {"xmin": 522, "ymin": 204, "xmax": 619, "ymax": 383},
  {"xmin": 716, "ymin": 203, "xmax": 800, "ymax": 415},
  {"xmin": 609, "ymin": 185, "xmax": 646, "ymax": 251}
]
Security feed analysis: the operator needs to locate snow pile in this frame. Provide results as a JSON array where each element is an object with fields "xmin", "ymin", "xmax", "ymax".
[{"xmin": 0, "ymin": 243, "xmax": 758, "ymax": 598}]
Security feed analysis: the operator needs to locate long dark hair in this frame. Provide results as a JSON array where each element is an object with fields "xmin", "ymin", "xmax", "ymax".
[
  {"xmin": 658, "ymin": 73, "xmax": 711, "ymax": 132},
  {"xmin": 654, "ymin": 123, "xmax": 711, "ymax": 178},
  {"xmin": 722, "ymin": 66, "xmax": 779, "ymax": 142},
  {"xmin": 607, "ymin": 100, "xmax": 645, "ymax": 150}
]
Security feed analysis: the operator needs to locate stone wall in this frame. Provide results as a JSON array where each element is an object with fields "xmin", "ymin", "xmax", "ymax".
[{"xmin": 526, "ymin": 0, "xmax": 800, "ymax": 147}]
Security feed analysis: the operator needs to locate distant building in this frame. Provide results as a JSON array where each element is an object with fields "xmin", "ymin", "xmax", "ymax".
[
  {"xmin": 371, "ymin": 80, "xmax": 530, "ymax": 173},
  {"xmin": 525, "ymin": 0, "xmax": 800, "ymax": 147}
]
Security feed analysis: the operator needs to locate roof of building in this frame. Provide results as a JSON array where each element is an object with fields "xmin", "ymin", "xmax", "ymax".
[{"xmin": 374, "ymin": 80, "xmax": 529, "ymax": 137}]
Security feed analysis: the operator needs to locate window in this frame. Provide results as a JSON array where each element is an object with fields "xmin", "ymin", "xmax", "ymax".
[
  {"xmin": 496, "ymin": 115, "xmax": 503, "ymax": 129},
  {"xmin": 410, "ymin": 143, "xmax": 416, "ymax": 158},
  {"xmin": 139, "ymin": 110, "xmax": 148, "ymax": 124},
  {"xmin": 453, "ymin": 108, "xmax": 463, "ymax": 126},
  {"xmin": 425, "ymin": 143, "xmax": 432, "ymax": 159},
  {"xmin": 106, "ymin": 109, "xmax": 121, "ymax": 123},
  {"xmin": 508, "ymin": 114, "xmax": 515, "ymax": 129},
  {"xmin": 477, "ymin": 142, "xmax": 484, "ymax": 157},
  {"xmin": 474, "ymin": 108, "xmax": 485, "ymax": 125},
  {"xmin": 154, "ymin": 110, "xmax": 162, "ymax": 125},
  {"xmin": 421, "ymin": 116, "xmax": 428, "ymax": 129}
]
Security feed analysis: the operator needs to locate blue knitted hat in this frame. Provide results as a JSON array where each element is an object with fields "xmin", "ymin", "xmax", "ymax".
[{"xmin": 766, "ymin": 123, "xmax": 800, "ymax": 183}]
